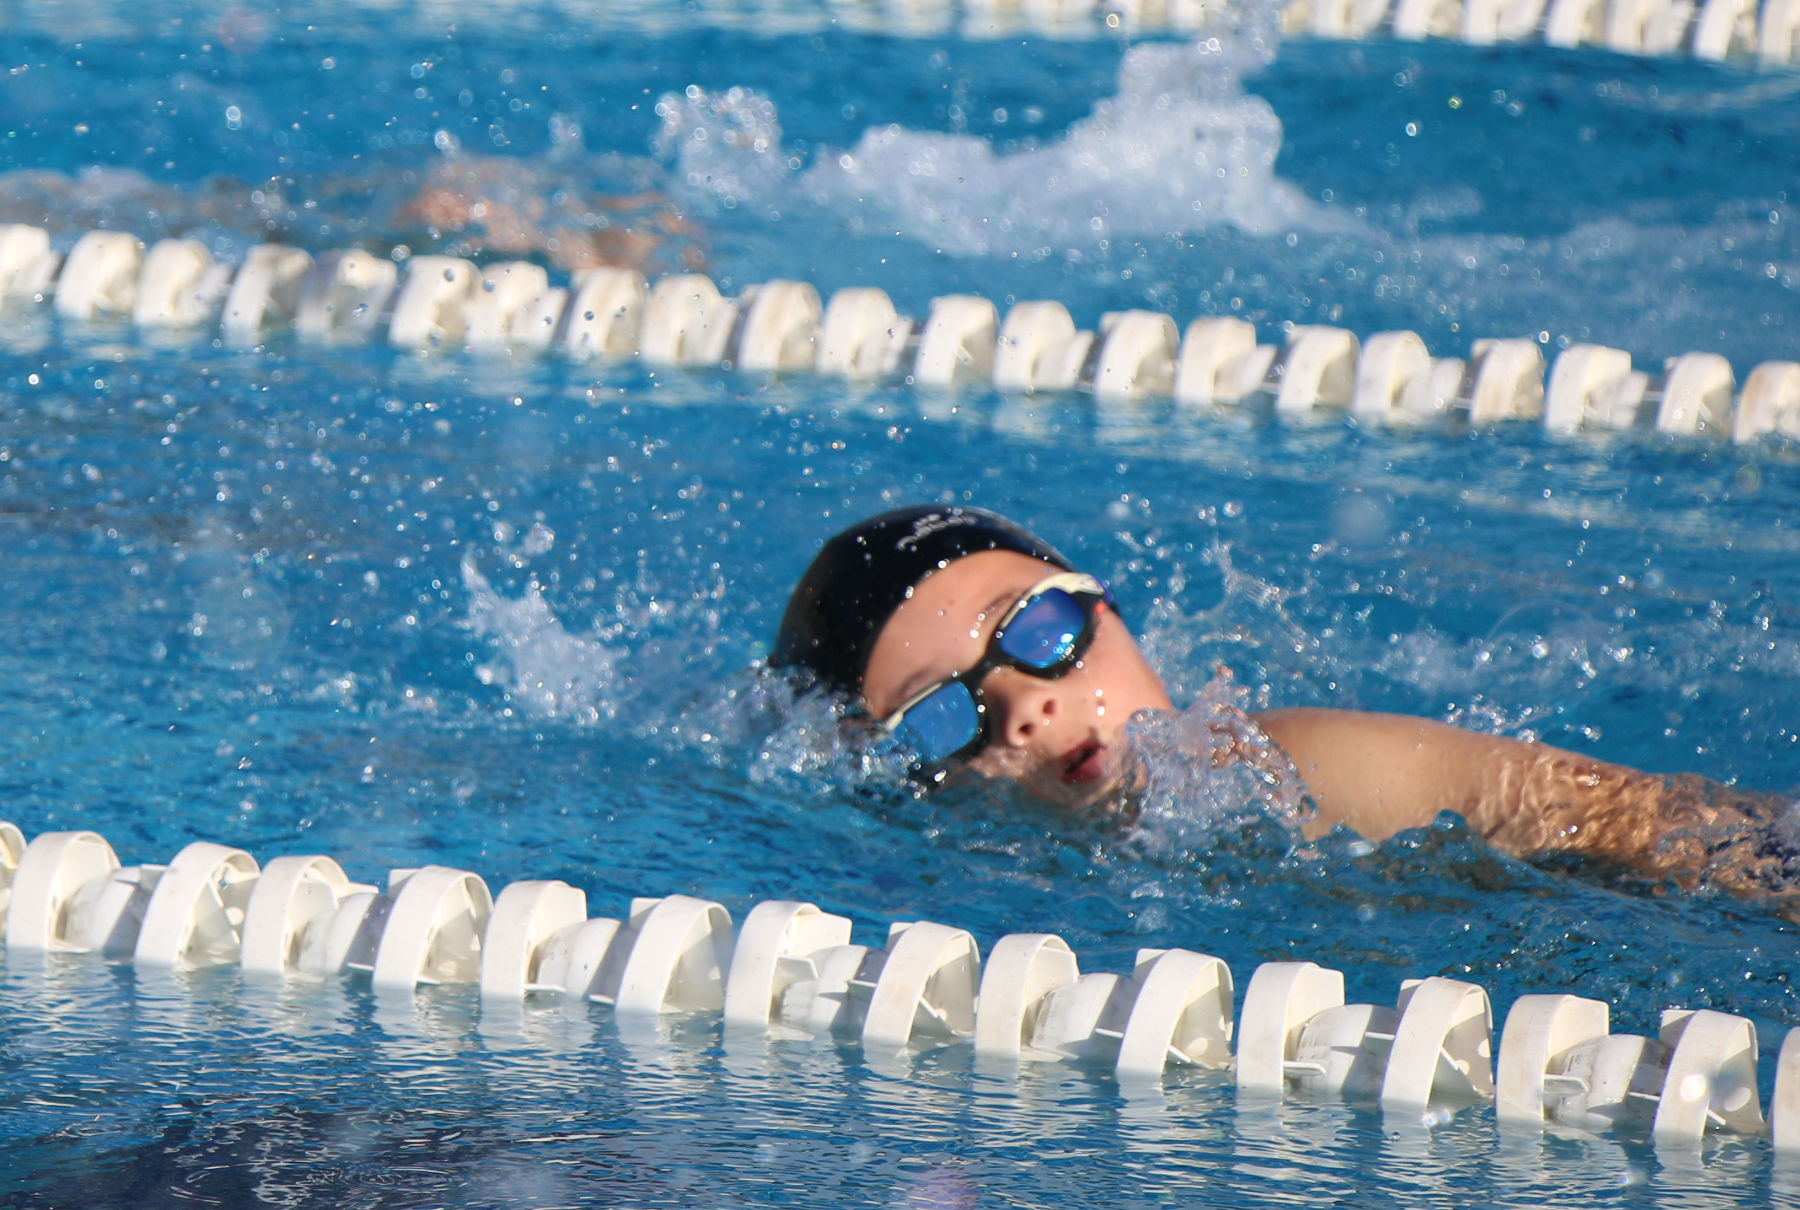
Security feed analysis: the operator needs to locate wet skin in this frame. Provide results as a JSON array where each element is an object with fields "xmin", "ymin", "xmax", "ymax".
[
  {"xmin": 860, "ymin": 550, "xmax": 1171, "ymax": 809},
  {"xmin": 857, "ymin": 550, "xmax": 1795, "ymax": 910}
]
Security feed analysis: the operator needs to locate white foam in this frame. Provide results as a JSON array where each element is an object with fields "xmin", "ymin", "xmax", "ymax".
[
  {"xmin": 1121, "ymin": 668, "xmax": 1314, "ymax": 844},
  {"xmin": 822, "ymin": 46, "xmax": 1333, "ymax": 251},
  {"xmin": 460, "ymin": 559, "xmax": 623, "ymax": 725},
  {"xmin": 656, "ymin": 35, "xmax": 1339, "ymax": 257}
]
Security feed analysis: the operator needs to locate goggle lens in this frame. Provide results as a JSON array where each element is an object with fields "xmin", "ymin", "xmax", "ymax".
[
  {"xmin": 997, "ymin": 588, "xmax": 1087, "ymax": 671},
  {"xmin": 892, "ymin": 680, "xmax": 982, "ymax": 766}
]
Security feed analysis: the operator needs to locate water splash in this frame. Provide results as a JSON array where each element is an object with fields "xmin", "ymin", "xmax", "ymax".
[
  {"xmin": 653, "ymin": 85, "xmax": 796, "ymax": 211},
  {"xmin": 811, "ymin": 42, "xmax": 1331, "ymax": 254},
  {"xmin": 655, "ymin": 29, "xmax": 1336, "ymax": 256},
  {"xmin": 460, "ymin": 559, "xmax": 624, "ymax": 725},
  {"xmin": 665, "ymin": 663, "xmax": 906, "ymax": 791},
  {"xmin": 1122, "ymin": 669, "xmax": 1314, "ymax": 845},
  {"xmin": 1136, "ymin": 539, "xmax": 1323, "ymax": 710},
  {"xmin": 700, "ymin": 662, "xmax": 1314, "ymax": 864},
  {"xmin": 458, "ymin": 555, "xmax": 920, "ymax": 793}
]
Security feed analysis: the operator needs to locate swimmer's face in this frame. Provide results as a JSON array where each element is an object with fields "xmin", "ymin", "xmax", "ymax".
[{"xmin": 861, "ymin": 550, "xmax": 1173, "ymax": 810}]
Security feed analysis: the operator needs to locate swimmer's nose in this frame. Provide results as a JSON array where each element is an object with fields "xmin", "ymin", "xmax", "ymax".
[{"xmin": 986, "ymin": 671, "xmax": 1063, "ymax": 753}]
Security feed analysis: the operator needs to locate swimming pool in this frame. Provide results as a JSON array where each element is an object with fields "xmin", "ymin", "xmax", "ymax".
[{"xmin": 4, "ymin": 0, "xmax": 1800, "ymax": 1205}]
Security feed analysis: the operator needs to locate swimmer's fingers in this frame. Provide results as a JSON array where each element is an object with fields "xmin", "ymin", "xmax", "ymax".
[{"xmin": 1203, "ymin": 705, "xmax": 1259, "ymax": 768}]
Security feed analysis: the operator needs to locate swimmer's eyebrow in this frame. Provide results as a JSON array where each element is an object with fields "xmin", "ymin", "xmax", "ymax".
[
  {"xmin": 889, "ymin": 583, "xmax": 1030, "ymax": 707},
  {"xmin": 972, "ymin": 587, "xmax": 1021, "ymax": 634}
]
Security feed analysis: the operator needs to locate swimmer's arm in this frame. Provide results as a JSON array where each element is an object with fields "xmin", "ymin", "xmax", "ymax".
[{"xmin": 1252, "ymin": 707, "xmax": 1679, "ymax": 858}]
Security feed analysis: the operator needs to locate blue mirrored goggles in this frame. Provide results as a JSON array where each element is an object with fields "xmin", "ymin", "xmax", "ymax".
[{"xmin": 878, "ymin": 572, "xmax": 1112, "ymax": 779}]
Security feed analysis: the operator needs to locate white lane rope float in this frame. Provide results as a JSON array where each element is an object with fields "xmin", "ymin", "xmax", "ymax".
[
  {"xmin": 4, "ymin": 223, "xmax": 1798, "ymax": 444},
  {"xmin": 28, "ymin": 0, "xmax": 1794, "ymax": 63},
  {"xmin": 0, "ymin": 821, "xmax": 1796, "ymax": 1159},
  {"xmin": 1275, "ymin": 0, "xmax": 1798, "ymax": 61}
]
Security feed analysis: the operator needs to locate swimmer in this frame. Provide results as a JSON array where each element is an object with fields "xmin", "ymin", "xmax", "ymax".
[
  {"xmin": 772, "ymin": 505, "xmax": 1797, "ymax": 905},
  {"xmin": 393, "ymin": 155, "xmax": 705, "ymax": 274}
]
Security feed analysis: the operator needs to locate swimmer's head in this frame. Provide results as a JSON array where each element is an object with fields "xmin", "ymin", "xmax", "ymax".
[
  {"xmin": 772, "ymin": 506, "xmax": 1075, "ymax": 693},
  {"xmin": 773, "ymin": 506, "xmax": 1171, "ymax": 807}
]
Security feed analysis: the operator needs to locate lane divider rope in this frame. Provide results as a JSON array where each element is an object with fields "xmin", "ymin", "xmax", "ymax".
[
  {"xmin": 1277, "ymin": 0, "xmax": 1800, "ymax": 61},
  {"xmin": 4, "ymin": 224, "xmax": 1797, "ymax": 443},
  {"xmin": 1, "ymin": 822, "xmax": 1796, "ymax": 1157},
  {"xmin": 63, "ymin": 0, "xmax": 1782, "ymax": 62}
]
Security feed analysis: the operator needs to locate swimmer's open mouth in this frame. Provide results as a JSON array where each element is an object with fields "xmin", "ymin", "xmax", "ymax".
[{"xmin": 1061, "ymin": 740, "xmax": 1108, "ymax": 786}]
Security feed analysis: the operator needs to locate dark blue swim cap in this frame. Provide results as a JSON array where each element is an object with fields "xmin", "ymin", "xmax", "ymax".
[{"xmin": 772, "ymin": 505, "xmax": 1074, "ymax": 696}]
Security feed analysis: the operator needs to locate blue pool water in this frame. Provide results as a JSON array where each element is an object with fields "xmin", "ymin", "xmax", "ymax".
[{"xmin": 3, "ymin": 1, "xmax": 1800, "ymax": 1205}]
